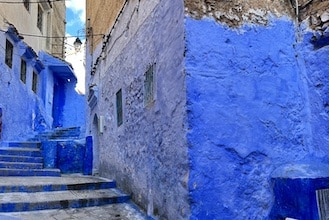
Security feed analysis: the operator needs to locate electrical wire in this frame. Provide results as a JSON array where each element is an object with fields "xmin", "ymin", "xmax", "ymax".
[
  {"xmin": 0, "ymin": 0, "xmax": 67, "ymax": 4},
  {"xmin": 89, "ymin": 0, "xmax": 130, "ymax": 75},
  {"xmin": 0, "ymin": 28, "xmax": 104, "ymax": 39}
]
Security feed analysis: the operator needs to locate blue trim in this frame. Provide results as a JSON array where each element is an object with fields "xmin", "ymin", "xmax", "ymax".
[
  {"xmin": 5, "ymin": 26, "xmax": 22, "ymax": 43},
  {"xmin": 18, "ymin": 42, "xmax": 37, "ymax": 60},
  {"xmin": 33, "ymin": 59, "xmax": 44, "ymax": 72},
  {"xmin": 23, "ymin": 47, "xmax": 37, "ymax": 60},
  {"xmin": 39, "ymin": 52, "xmax": 76, "ymax": 80}
]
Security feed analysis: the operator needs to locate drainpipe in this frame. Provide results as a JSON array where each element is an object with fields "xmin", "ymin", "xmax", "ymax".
[{"xmin": 295, "ymin": 0, "xmax": 299, "ymax": 19}]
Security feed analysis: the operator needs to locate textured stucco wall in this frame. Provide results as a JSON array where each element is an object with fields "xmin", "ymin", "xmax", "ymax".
[
  {"xmin": 185, "ymin": 14, "xmax": 329, "ymax": 219},
  {"xmin": 86, "ymin": 1, "xmax": 189, "ymax": 219},
  {"xmin": 300, "ymin": 32, "xmax": 329, "ymax": 157}
]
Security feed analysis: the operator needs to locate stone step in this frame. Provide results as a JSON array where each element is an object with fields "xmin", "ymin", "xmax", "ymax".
[
  {"xmin": 35, "ymin": 127, "xmax": 81, "ymax": 140},
  {"xmin": 0, "ymin": 162, "xmax": 43, "ymax": 169},
  {"xmin": 1, "ymin": 203, "xmax": 148, "ymax": 220},
  {"xmin": 0, "ymin": 188, "xmax": 130, "ymax": 212},
  {"xmin": 0, "ymin": 148, "xmax": 41, "ymax": 157},
  {"xmin": 0, "ymin": 155, "xmax": 43, "ymax": 163},
  {"xmin": 0, "ymin": 176, "xmax": 117, "ymax": 193},
  {"xmin": 7, "ymin": 142, "xmax": 41, "ymax": 149},
  {"xmin": 0, "ymin": 168, "xmax": 60, "ymax": 177}
]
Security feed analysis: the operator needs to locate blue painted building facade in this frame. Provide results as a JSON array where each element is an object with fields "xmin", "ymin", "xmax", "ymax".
[{"xmin": 0, "ymin": 26, "xmax": 85, "ymax": 141}]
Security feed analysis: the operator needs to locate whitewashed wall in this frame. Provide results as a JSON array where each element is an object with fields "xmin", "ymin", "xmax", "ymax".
[{"xmin": 85, "ymin": 1, "xmax": 189, "ymax": 219}]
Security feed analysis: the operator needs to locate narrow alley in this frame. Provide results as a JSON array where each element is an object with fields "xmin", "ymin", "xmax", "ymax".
[{"xmin": 1, "ymin": 0, "xmax": 329, "ymax": 219}]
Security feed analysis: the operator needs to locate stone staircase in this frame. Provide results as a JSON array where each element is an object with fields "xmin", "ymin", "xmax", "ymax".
[
  {"xmin": 0, "ymin": 175, "xmax": 130, "ymax": 213},
  {"xmin": 0, "ymin": 127, "xmax": 140, "ymax": 217},
  {"xmin": 0, "ymin": 141, "xmax": 60, "ymax": 176}
]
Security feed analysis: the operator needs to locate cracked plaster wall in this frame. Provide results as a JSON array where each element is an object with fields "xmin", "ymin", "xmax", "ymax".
[
  {"xmin": 185, "ymin": 0, "xmax": 329, "ymax": 219},
  {"xmin": 186, "ymin": 17, "xmax": 303, "ymax": 218}
]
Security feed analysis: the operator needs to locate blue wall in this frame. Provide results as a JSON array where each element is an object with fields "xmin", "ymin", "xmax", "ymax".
[
  {"xmin": 0, "ymin": 32, "xmax": 50, "ymax": 141},
  {"xmin": 186, "ymin": 17, "xmax": 329, "ymax": 219},
  {"xmin": 300, "ymin": 32, "xmax": 329, "ymax": 158},
  {"xmin": 62, "ymin": 79, "xmax": 85, "ymax": 129}
]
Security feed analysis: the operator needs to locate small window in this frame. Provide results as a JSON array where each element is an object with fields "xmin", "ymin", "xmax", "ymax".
[
  {"xmin": 144, "ymin": 64, "xmax": 155, "ymax": 106},
  {"xmin": 32, "ymin": 71, "xmax": 38, "ymax": 93},
  {"xmin": 23, "ymin": 0, "xmax": 30, "ymax": 11},
  {"xmin": 37, "ymin": 5, "xmax": 43, "ymax": 32},
  {"xmin": 116, "ymin": 89, "xmax": 123, "ymax": 127},
  {"xmin": 5, "ymin": 39, "xmax": 13, "ymax": 68},
  {"xmin": 20, "ymin": 59, "xmax": 27, "ymax": 84}
]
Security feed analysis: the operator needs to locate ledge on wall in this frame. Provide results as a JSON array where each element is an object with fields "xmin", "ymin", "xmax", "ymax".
[
  {"xmin": 270, "ymin": 163, "xmax": 329, "ymax": 219},
  {"xmin": 39, "ymin": 51, "xmax": 77, "ymax": 82}
]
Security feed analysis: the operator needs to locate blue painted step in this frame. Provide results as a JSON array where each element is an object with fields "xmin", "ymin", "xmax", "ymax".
[
  {"xmin": 32, "ymin": 127, "xmax": 81, "ymax": 141},
  {"xmin": 0, "ymin": 168, "xmax": 60, "ymax": 177},
  {"xmin": 7, "ymin": 142, "xmax": 40, "ymax": 149},
  {"xmin": 0, "ymin": 155, "xmax": 42, "ymax": 163},
  {"xmin": 0, "ymin": 142, "xmax": 56, "ymax": 176},
  {"xmin": 0, "ymin": 189, "xmax": 130, "ymax": 212},
  {"xmin": 0, "ymin": 180, "xmax": 116, "ymax": 193},
  {"xmin": 0, "ymin": 162, "xmax": 42, "ymax": 169},
  {"xmin": 0, "ymin": 148, "xmax": 41, "ymax": 157},
  {"xmin": 0, "ymin": 176, "xmax": 117, "ymax": 193},
  {"xmin": 0, "ymin": 176, "xmax": 130, "ymax": 212}
]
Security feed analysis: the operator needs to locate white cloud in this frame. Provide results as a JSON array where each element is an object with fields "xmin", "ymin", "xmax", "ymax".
[{"xmin": 66, "ymin": 0, "xmax": 86, "ymax": 23}]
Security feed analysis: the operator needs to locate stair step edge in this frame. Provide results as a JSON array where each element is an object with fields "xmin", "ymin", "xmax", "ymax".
[
  {"xmin": 0, "ymin": 169, "xmax": 60, "ymax": 177},
  {"xmin": 0, "ymin": 155, "xmax": 43, "ymax": 163},
  {"xmin": 0, "ymin": 181, "xmax": 117, "ymax": 193},
  {"xmin": 0, "ymin": 189, "xmax": 130, "ymax": 212}
]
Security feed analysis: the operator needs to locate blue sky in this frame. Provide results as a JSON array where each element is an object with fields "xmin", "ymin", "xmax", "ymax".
[{"xmin": 65, "ymin": 0, "xmax": 86, "ymax": 38}]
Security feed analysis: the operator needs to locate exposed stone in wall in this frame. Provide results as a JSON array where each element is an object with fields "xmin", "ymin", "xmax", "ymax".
[
  {"xmin": 298, "ymin": 0, "xmax": 329, "ymax": 35},
  {"xmin": 184, "ymin": 0, "xmax": 294, "ymax": 26}
]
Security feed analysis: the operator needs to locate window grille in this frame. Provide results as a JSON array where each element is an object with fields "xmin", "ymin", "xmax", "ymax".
[
  {"xmin": 144, "ymin": 64, "xmax": 155, "ymax": 106},
  {"xmin": 32, "ymin": 71, "xmax": 38, "ymax": 93},
  {"xmin": 37, "ymin": 5, "xmax": 43, "ymax": 32},
  {"xmin": 5, "ymin": 39, "xmax": 13, "ymax": 68},
  {"xmin": 20, "ymin": 59, "xmax": 27, "ymax": 84},
  {"xmin": 116, "ymin": 89, "xmax": 123, "ymax": 127}
]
